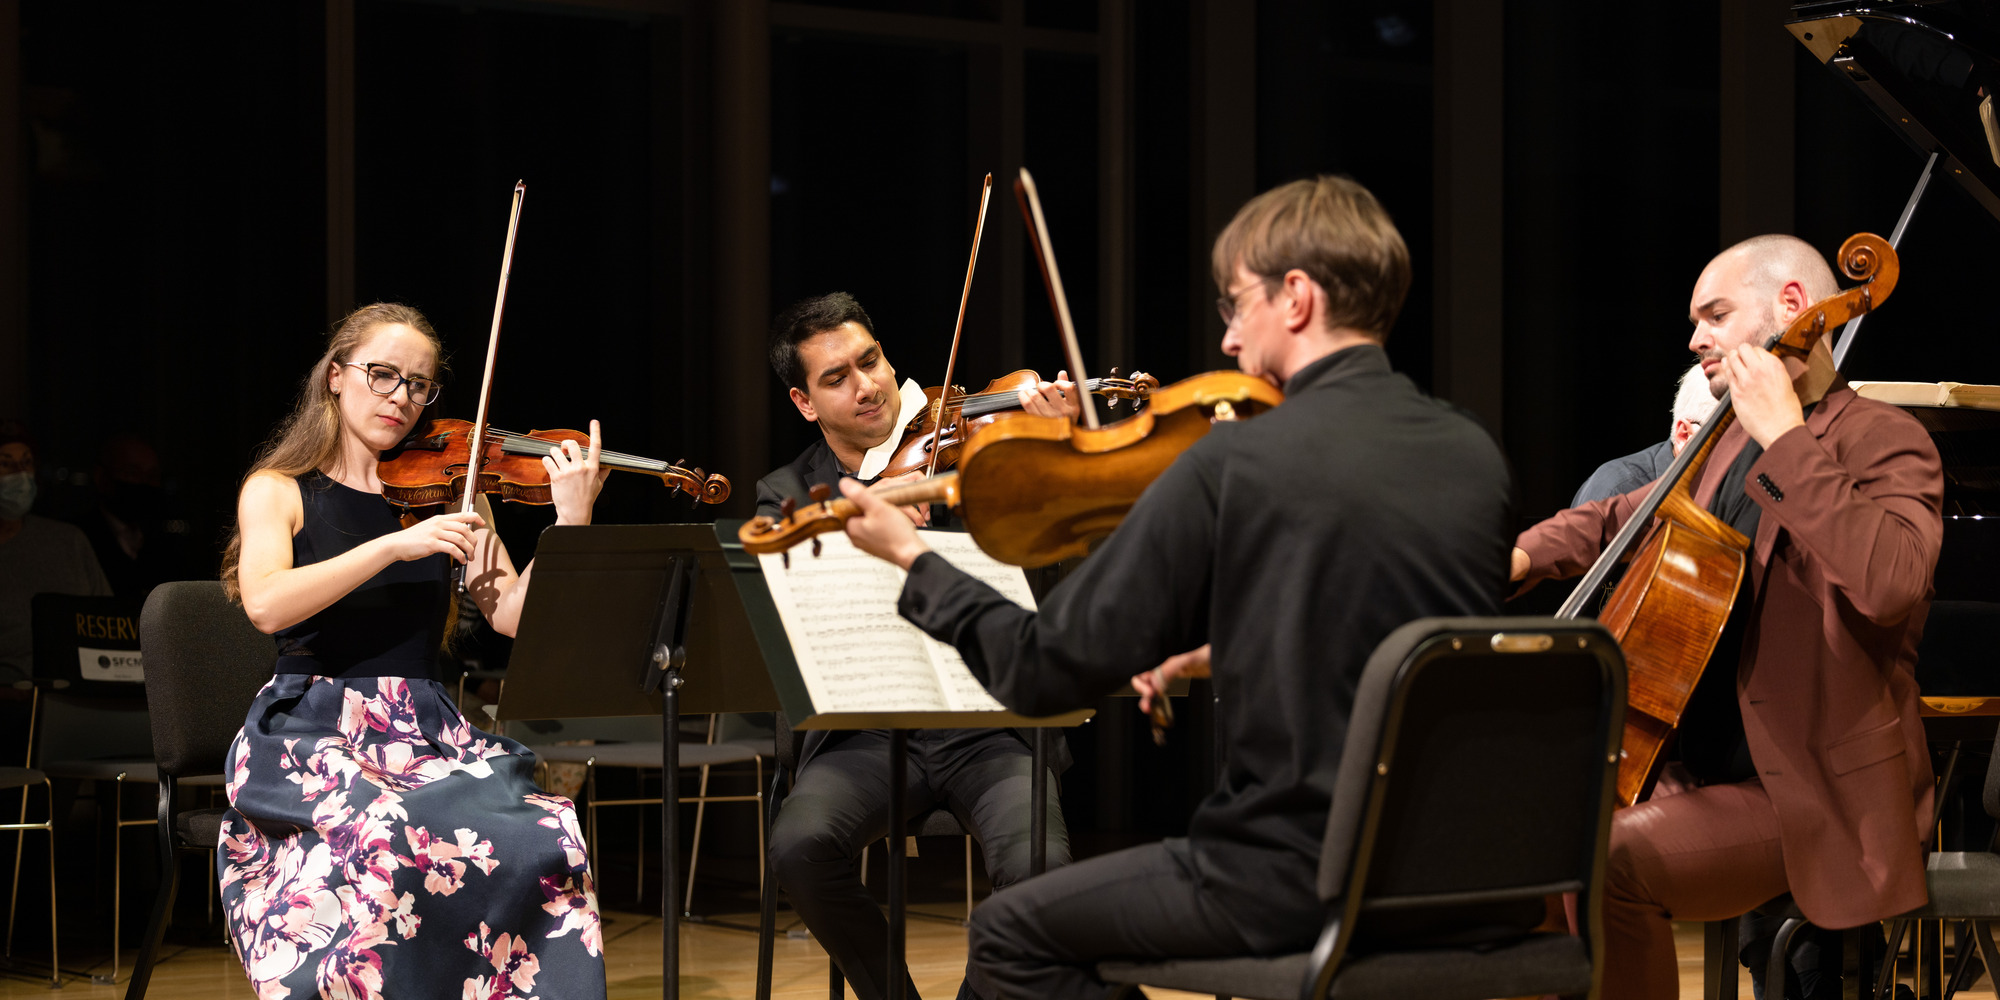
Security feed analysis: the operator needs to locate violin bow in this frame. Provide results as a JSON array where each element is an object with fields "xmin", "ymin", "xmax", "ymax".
[
  {"xmin": 1014, "ymin": 168, "xmax": 1102, "ymax": 430},
  {"xmin": 927, "ymin": 173, "xmax": 994, "ymax": 479},
  {"xmin": 455, "ymin": 181, "xmax": 526, "ymax": 590}
]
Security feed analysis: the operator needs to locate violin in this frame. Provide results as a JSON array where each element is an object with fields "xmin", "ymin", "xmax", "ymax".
[
  {"xmin": 743, "ymin": 168, "xmax": 1286, "ymax": 569},
  {"xmin": 742, "ymin": 370, "xmax": 1281, "ymax": 566},
  {"xmin": 396, "ymin": 182, "xmax": 729, "ymax": 558},
  {"xmin": 1554, "ymin": 232, "xmax": 1898, "ymax": 806},
  {"xmin": 379, "ymin": 417, "xmax": 730, "ymax": 509},
  {"xmin": 876, "ymin": 368, "xmax": 1159, "ymax": 480}
]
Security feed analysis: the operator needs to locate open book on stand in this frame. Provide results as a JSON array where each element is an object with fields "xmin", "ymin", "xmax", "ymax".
[
  {"xmin": 1852, "ymin": 380, "xmax": 2000, "ymax": 410},
  {"xmin": 743, "ymin": 529, "xmax": 1088, "ymax": 730}
]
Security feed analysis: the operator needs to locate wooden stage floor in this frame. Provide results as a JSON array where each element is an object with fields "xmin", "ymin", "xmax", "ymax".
[{"xmin": 0, "ymin": 912, "xmax": 1990, "ymax": 999}]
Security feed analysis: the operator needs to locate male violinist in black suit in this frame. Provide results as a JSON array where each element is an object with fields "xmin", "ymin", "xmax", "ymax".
[{"xmin": 755, "ymin": 291, "xmax": 1077, "ymax": 1000}]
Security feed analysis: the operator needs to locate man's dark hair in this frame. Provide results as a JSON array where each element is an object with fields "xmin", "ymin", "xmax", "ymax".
[{"xmin": 769, "ymin": 292, "xmax": 876, "ymax": 390}]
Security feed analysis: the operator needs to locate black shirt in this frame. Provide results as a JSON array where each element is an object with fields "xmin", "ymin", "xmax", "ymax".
[
  {"xmin": 274, "ymin": 472, "xmax": 449, "ymax": 680},
  {"xmin": 1677, "ymin": 404, "xmax": 1814, "ymax": 785},
  {"xmin": 895, "ymin": 344, "xmax": 1513, "ymax": 946}
]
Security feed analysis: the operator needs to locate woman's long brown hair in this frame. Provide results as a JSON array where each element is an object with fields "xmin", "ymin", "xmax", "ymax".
[{"xmin": 220, "ymin": 303, "xmax": 444, "ymax": 602}]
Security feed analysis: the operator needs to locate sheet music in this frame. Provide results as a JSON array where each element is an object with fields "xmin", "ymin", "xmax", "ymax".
[
  {"xmin": 757, "ymin": 530, "xmax": 1035, "ymax": 715},
  {"xmin": 922, "ymin": 532, "xmax": 1037, "ymax": 711}
]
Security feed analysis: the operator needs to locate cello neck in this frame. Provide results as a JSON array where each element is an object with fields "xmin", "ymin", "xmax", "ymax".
[{"xmin": 1554, "ymin": 396, "xmax": 1738, "ymax": 620}]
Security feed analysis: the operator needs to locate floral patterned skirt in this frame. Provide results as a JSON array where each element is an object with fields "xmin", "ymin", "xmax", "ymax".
[{"xmin": 218, "ymin": 674, "xmax": 606, "ymax": 999}]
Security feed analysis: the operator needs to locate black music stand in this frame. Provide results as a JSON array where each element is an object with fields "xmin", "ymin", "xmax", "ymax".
[
  {"xmin": 497, "ymin": 524, "xmax": 780, "ymax": 1000},
  {"xmin": 716, "ymin": 521, "xmax": 1090, "ymax": 1000}
]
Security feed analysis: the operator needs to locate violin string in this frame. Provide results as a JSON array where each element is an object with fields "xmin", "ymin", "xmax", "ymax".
[
  {"xmin": 490, "ymin": 433, "xmax": 672, "ymax": 472},
  {"xmin": 937, "ymin": 377, "xmax": 1131, "ymax": 419}
]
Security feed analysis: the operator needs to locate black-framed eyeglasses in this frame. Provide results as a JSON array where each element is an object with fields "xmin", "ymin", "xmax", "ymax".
[
  {"xmin": 1215, "ymin": 281, "xmax": 1274, "ymax": 327},
  {"xmin": 343, "ymin": 362, "xmax": 443, "ymax": 405}
]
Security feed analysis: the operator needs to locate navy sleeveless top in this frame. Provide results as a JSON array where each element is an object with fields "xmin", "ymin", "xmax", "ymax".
[{"xmin": 273, "ymin": 472, "xmax": 450, "ymax": 680}]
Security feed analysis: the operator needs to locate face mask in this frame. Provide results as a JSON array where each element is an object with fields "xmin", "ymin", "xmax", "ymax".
[{"xmin": 0, "ymin": 472, "xmax": 35, "ymax": 520}]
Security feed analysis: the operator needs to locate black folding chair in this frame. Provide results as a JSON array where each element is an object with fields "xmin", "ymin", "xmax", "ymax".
[
  {"xmin": 127, "ymin": 581, "xmax": 277, "ymax": 1000},
  {"xmin": 1097, "ymin": 616, "xmax": 1625, "ymax": 1000}
]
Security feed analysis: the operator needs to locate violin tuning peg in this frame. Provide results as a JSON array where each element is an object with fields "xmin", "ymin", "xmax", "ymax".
[
  {"xmin": 781, "ymin": 551, "xmax": 791, "ymax": 569},
  {"xmin": 809, "ymin": 483, "xmax": 832, "ymax": 504},
  {"xmin": 810, "ymin": 537, "xmax": 823, "ymax": 557},
  {"xmin": 1109, "ymin": 366, "xmax": 1121, "ymax": 376},
  {"xmin": 779, "ymin": 497, "xmax": 797, "ymax": 519}
]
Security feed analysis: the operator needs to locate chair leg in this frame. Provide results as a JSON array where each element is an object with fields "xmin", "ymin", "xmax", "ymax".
[
  {"xmin": 1766, "ymin": 918, "xmax": 1810, "ymax": 1000},
  {"xmin": 1879, "ymin": 919, "xmax": 1910, "ymax": 1000},
  {"xmin": 126, "ymin": 776, "xmax": 179, "ymax": 1000},
  {"xmin": 1945, "ymin": 919, "xmax": 1979, "ymax": 999},
  {"xmin": 1972, "ymin": 921, "xmax": 2000, "ymax": 995},
  {"xmin": 1704, "ymin": 918, "xmax": 1740, "ymax": 1000},
  {"xmin": 755, "ymin": 757, "xmax": 767, "ymax": 895},
  {"xmin": 755, "ymin": 765, "xmax": 784, "ymax": 1000},
  {"xmin": 110, "ymin": 772, "xmax": 126, "ymax": 985},
  {"xmin": 635, "ymin": 769, "xmax": 645, "ymax": 906},
  {"xmin": 42, "ymin": 816, "xmax": 57, "ymax": 989},
  {"xmin": 962, "ymin": 836, "xmax": 973, "ymax": 924},
  {"xmin": 1843, "ymin": 925, "xmax": 1870, "ymax": 1000},
  {"xmin": 687, "ymin": 762, "xmax": 713, "ymax": 916},
  {"xmin": 6, "ymin": 782, "xmax": 26, "ymax": 957},
  {"xmin": 584, "ymin": 760, "xmax": 599, "ymax": 888}
]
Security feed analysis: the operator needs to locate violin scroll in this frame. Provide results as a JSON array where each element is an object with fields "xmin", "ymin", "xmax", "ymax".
[
  {"xmin": 1095, "ymin": 369, "xmax": 1159, "ymax": 408},
  {"xmin": 740, "ymin": 474, "xmax": 961, "ymax": 559},
  {"xmin": 659, "ymin": 460, "xmax": 733, "ymax": 505}
]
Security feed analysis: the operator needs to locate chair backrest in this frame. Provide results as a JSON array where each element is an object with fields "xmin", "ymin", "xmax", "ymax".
[
  {"xmin": 1982, "ymin": 716, "xmax": 2000, "ymax": 824},
  {"xmin": 1317, "ymin": 617, "xmax": 1625, "ymax": 948},
  {"xmin": 139, "ymin": 581, "xmax": 279, "ymax": 776},
  {"xmin": 32, "ymin": 593, "xmax": 148, "ymax": 697}
]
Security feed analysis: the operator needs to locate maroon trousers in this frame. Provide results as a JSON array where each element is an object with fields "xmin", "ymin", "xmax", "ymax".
[{"xmin": 1603, "ymin": 780, "xmax": 1790, "ymax": 1000}]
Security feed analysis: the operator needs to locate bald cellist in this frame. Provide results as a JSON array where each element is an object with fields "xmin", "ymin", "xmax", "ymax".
[{"xmin": 1512, "ymin": 235, "xmax": 1943, "ymax": 1000}]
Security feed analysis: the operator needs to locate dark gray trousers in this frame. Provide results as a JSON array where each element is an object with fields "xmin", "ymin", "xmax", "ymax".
[
  {"xmin": 966, "ymin": 838, "xmax": 1318, "ymax": 1000},
  {"xmin": 769, "ymin": 728, "xmax": 1070, "ymax": 1000}
]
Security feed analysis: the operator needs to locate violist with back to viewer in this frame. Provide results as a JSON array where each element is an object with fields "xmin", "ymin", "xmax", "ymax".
[{"xmin": 839, "ymin": 176, "xmax": 1515, "ymax": 1000}]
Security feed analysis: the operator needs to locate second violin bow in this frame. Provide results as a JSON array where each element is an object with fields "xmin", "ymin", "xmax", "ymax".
[{"xmin": 928, "ymin": 173, "xmax": 995, "ymax": 479}]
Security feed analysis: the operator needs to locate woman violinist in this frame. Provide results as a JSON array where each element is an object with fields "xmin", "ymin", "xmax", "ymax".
[{"xmin": 217, "ymin": 303, "xmax": 608, "ymax": 1000}]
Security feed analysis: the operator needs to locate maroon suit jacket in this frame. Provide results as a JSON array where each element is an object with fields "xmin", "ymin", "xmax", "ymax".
[{"xmin": 1519, "ymin": 382, "xmax": 1942, "ymax": 928}]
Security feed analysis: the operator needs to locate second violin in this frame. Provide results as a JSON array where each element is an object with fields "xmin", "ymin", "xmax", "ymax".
[
  {"xmin": 741, "ymin": 370, "xmax": 1282, "ymax": 567},
  {"xmin": 876, "ymin": 368, "xmax": 1157, "ymax": 480}
]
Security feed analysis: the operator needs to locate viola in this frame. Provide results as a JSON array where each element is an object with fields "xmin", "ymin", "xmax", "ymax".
[
  {"xmin": 739, "ymin": 370, "xmax": 1280, "ymax": 567},
  {"xmin": 1554, "ymin": 232, "xmax": 1898, "ymax": 806},
  {"xmin": 876, "ymin": 368, "xmax": 1159, "ymax": 480},
  {"xmin": 379, "ymin": 417, "xmax": 730, "ymax": 510}
]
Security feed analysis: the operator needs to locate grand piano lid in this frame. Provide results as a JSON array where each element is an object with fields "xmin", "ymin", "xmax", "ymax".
[{"xmin": 1789, "ymin": 2, "xmax": 2000, "ymax": 219}]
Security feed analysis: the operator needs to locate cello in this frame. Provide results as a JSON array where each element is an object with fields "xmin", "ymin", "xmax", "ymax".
[{"xmin": 1560, "ymin": 232, "xmax": 1900, "ymax": 806}]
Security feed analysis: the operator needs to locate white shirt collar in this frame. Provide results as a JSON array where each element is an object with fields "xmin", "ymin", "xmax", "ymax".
[{"xmin": 854, "ymin": 378, "xmax": 928, "ymax": 480}]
